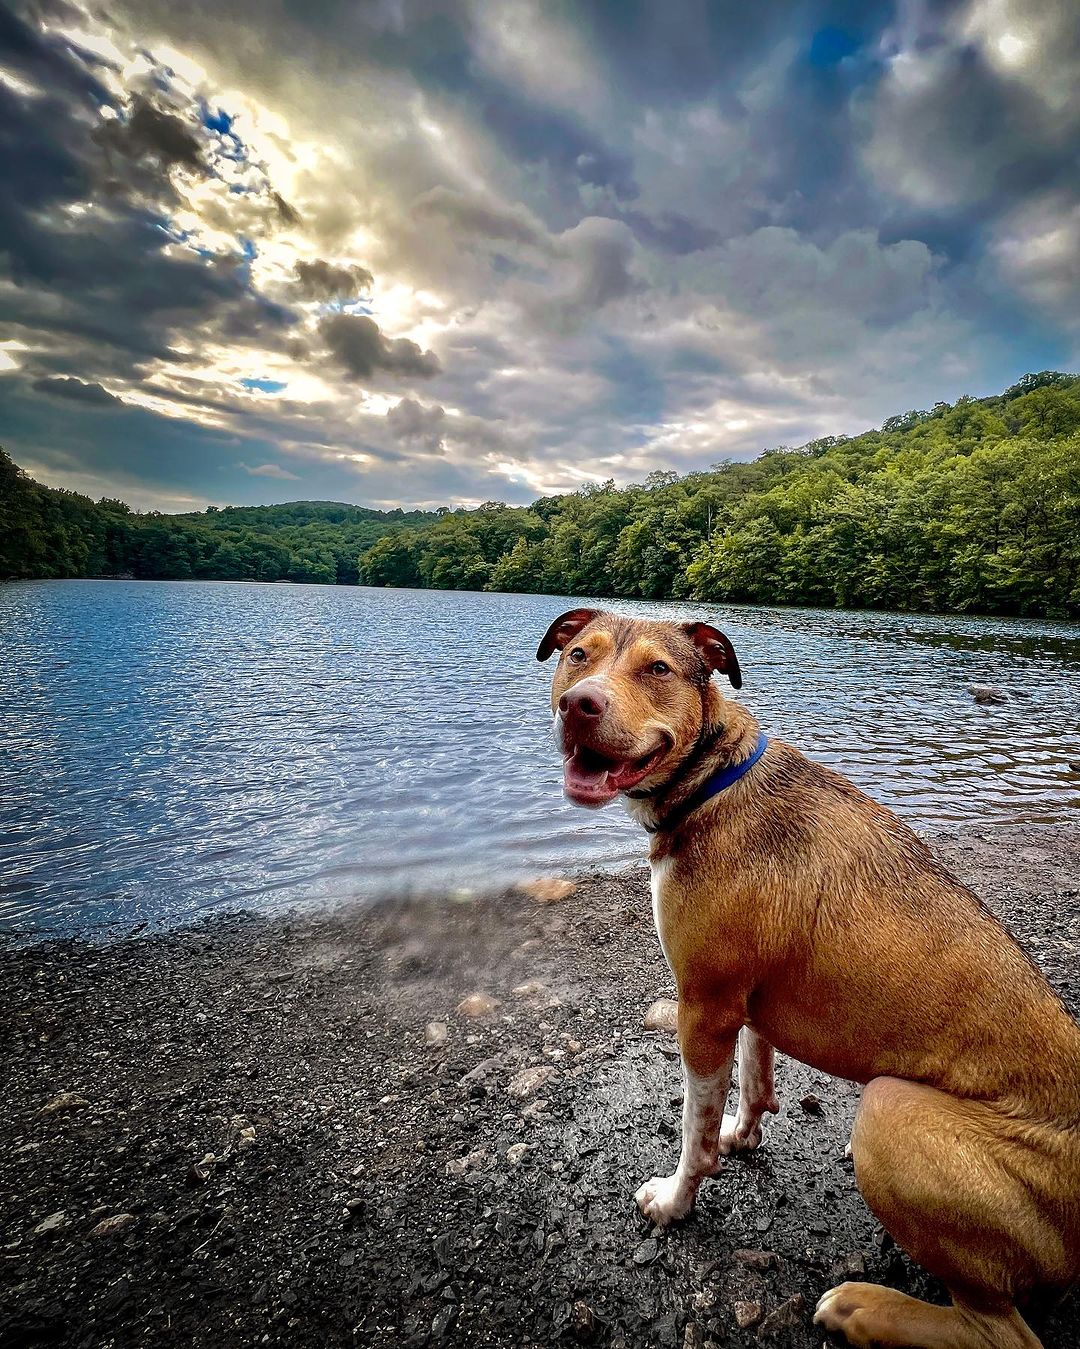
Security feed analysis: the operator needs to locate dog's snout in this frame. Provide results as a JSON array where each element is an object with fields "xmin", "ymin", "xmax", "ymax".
[{"xmin": 559, "ymin": 686, "xmax": 608, "ymax": 720}]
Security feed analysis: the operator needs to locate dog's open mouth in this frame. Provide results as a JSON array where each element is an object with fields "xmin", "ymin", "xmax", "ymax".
[{"xmin": 563, "ymin": 740, "xmax": 668, "ymax": 806}]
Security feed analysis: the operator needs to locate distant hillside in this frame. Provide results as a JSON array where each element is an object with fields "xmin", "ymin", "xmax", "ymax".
[
  {"xmin": 171, "ymin": 500, "xmax": 407, "ymax": 527},
  {"xmin": 0, "ymin": 458, "xmax": 439, "ymax": 585},
  {"xmin": 357, "ymin": 370, "xmax": 1080, "ymax": 618},
  {"xmin": 3, "ymin": 370, "xmax": 1080, "ymax": 616}
]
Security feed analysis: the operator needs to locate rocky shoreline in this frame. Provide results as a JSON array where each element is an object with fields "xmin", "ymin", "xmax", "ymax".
[{"xmin": 2, "ymin": 824, "xmax": 1079, "ymax": 1348}]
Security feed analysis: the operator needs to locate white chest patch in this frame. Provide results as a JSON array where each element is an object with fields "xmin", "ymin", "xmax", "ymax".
[{"xmin": 650, "ymin": 855, "xmax": 674, "ymax": 974}]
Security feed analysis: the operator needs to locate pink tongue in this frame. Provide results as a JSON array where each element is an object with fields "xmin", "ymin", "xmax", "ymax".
[
  {"xmin": 609, "ymin": 759, "xmax": 644, "ymax": 788},
  {"xmin": 564, "ymin": 754, "xmax": 619, "ymax": 801}
]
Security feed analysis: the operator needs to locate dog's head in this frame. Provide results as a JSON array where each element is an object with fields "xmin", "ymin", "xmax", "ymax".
[{"xmin": 536, "ymin": 608, "xmax": 741, "ymax": 807}]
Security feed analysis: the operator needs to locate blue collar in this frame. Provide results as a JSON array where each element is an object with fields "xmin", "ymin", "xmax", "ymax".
[{"xmin": 645, "ymin": 733, "xmax": 768, "ymax": 835}]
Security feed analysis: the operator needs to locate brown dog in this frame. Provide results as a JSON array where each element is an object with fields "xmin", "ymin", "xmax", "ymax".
[{"xmin": 538, "ymin": 607, "xmax": 1080, "ymax": 1349}]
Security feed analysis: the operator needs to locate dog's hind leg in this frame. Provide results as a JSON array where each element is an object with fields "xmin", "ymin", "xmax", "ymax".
[
  {"xmin": 719, "ymin": 1026, "xmax": 779, "ymax": 1155},
  {"xmin": 815, "ymin": 1075, "xmax": 1066, "ymax": 1349},
  {"xmin": 815, "ymin": 1286, "xmax": 1042, "ymax": 1349}
]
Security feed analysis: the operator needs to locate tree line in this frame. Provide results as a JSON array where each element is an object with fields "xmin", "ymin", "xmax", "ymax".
[
  {"xmin": 0, "ymin": 455, "xmax": 435, "ymax": 585},
  {"xmin": 359, "ymin": 372, "xmax": 1080, "ymax": 619},
  {"xmin": 3, "ymin": 370, "xmax": 1079, "ymax": 618}
]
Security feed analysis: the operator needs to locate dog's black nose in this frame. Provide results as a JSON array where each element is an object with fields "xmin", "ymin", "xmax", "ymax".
[{"xmin": 560, "ymin": 686, "xmax": 607, "ymax": 719}]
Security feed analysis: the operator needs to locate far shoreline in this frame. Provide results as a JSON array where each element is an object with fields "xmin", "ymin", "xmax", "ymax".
[{"xmin": 5, "ymin": 573, "xmax": 1080, "ymax": 630}]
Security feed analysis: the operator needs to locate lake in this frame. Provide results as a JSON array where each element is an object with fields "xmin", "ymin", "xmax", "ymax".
[{"xmin": 1, "ymin": 580, "xmax": 1078, "ymax": 937}]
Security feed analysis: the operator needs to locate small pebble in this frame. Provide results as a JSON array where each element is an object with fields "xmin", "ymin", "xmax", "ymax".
[
  {"xmin": 517, "ymin": 878, "xmax": 576, "ymax": 904},
  {"xmin": 507, "ymin": 1065, "xmax": 556, "ymax": 1099},
  {"xmin": 33, "ymin": 1212, "xmax": 69, "ymax": 1236},
  {"xmin": 732, "ymin": 1248, "xmax": 778, "ymax": 1270},
  {"xmin": 89, "ymin": 1213, "xmax": 135, "ymax": 1239},
  {"xmin": 734, "ymin": 1300, "xmax": 763, "ymax": 1330},
  {"xmin": 756, "ymin": 1293, "xmax": 805, "ymax": 1337},
  {"xmin": 643, "ymin": 999, "xmax": 679, "ymax": 1033}
]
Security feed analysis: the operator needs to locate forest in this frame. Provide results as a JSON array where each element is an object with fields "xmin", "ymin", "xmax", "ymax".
[
  {"xmin": 3, "ymin": 371, "xmax": 1080, "ymax": 618},
  {"xmin": 0, "ymin": 458, "xmax": 434, "ymax": 586}
]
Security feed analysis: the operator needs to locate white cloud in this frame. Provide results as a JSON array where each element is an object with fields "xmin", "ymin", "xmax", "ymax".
[
  {"xmin": 467, "ymin": 0, "xmax": 608, "ymax": 124},
  {"xmin": 238, "ymin": 461, "xmax": 301, "ymax": 479},
  {"xmin": 989, "ymin": 192, "xmax": 1080, "ymax": 326}
]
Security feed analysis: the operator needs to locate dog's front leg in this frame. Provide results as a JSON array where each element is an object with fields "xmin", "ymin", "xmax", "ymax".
[
  {"xmin": 635, "ymin": 1005, "xmax": 737, "ymax": 1226},
  {"xmin": 719, "ymin": 1026, "xmax": 780, "ymax": 1154}
]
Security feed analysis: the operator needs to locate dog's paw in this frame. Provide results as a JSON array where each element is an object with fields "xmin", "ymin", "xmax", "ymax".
[
  {"xmin": 813, "ymin": 1282, "xmax": 890, "ymax": 1347},
  {"xmin": 634, "ymin": 1174, "xmax": 693, "ymax": 1226},
  {"xmin": 718, "ymin": 1111, "xmax": 765, "ymax": 1155}
]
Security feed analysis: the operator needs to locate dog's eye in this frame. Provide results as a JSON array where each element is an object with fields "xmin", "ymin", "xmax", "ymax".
[
  {"xmin": 568, "ymin": 647, "xmax": 587, "ymax": 664},
  {"xmin": 650, "ymin": 660, "xmax": 672, "ymax": 677}
]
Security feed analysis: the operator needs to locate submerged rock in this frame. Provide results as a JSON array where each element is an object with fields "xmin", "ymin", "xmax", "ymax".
[
  {"xmin": 37, "ymin": 1092, "xmax": 88, "ymax": 1116},
  {"xmin": 33, "ymin": 1212, "xmax": 69, "ymax": 1237},
  {"xmin": 970, "ymin": 684, "xmax": 1007, "ymax": 704},
  {"xmin": 733, "ymin": 1248, "xmax": 778, "ymax": 1270},
  {"xmin": 511, "ymin": 980, "xmax": 547, "ymax": 998},
  {"xmin": 569, "ymin": 1300, "xmax": 599, "ymax": 1342}
]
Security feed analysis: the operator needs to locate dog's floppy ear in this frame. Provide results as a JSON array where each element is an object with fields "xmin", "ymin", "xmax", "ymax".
[
  {"xmin": 536, "ymin": 608, "xmax": 600, "ymax": 661},
  {"xmin": 683, "ymin": 622, "xmax": 742, "ymax": 689}
]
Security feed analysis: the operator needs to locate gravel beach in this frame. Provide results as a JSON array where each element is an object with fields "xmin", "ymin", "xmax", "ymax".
[{"xmin": 2, "ymin": 824, "xmax": 1078, "ymax": 1349}]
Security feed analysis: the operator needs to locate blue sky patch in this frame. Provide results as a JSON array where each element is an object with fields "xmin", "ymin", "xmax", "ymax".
[
  {"xmin": 240, "ymin": 378, "xmax": 287, "ymax": 393},
  {"xmin": 808, "ymin": 26, "xmax": 860, "ymax": 66},
  {"xmin": 202, "ymin": 103, "xmax": 234, "ymax": 136}
]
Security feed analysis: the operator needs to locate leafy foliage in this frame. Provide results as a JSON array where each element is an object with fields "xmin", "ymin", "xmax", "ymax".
[
  {"xmin": 358, "ymin": 374, "xmax": 1080, "ymax": 618},
  {"xmin": 0, "ymin": 455, "xmax": 435, "ymax": 586},
  {"xmin": 4, "ymin": 372, "xmax": 1080, "ymax": 617}
]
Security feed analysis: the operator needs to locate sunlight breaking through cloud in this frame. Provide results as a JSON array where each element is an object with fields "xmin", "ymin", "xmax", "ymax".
[{"xmin": 1, "ymin": 0, "xmax": 1078, "ymax": 510}]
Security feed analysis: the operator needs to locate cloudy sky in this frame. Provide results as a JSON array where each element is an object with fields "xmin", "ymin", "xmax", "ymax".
[{"xmin": 2, "ymin": 0, "xmax": 1078, "ymax": 511}]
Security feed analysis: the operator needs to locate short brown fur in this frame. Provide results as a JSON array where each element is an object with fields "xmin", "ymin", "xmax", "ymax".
[{"xmin": 539, "ymin": 609, "xmax": 1080, "ymax": 1349}]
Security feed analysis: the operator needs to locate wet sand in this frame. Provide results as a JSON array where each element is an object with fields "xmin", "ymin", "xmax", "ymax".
[{"xmin": 2, "ymin": 824, "xmax": 1078, "ymax": 1348}]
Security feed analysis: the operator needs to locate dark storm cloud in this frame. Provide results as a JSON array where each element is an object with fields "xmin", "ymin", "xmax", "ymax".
[
  {"xmin": 0, "ymin": 3, "xmax": 297, "ymax": 392},
  {"xmin": 411, "ymin": 186, "xmax": 549, "ymax": 250},
  {"xmin": 0, "ymin": 2, "xmax": 111, "ymax": 101},
  {"xmin": 294, "ymin": 259, "xmax": 374, "ymax": 301},
  {"xmin": 319, "ymin": 313, "xmax": 441, "ymax": 380},
  {"xmin": 272, "ymin": 192, "xmax": 302, "ymax": 226},
  {"xmin": 31, "ymin": 376, "xmax": 123, "ymax": 406},
  {"xmin": 481, "ymin": 93, "xmax": 638, "ymax": 204},
  {"xmin": 96, "ymin": 94, "xmax": 205, "ymax": 171},
  {"xmin": 582, "ymin": 0, "xmax": 808, "ymax": 105},
  {"xmin": 865, "ymin": 40, "xmax": 1080, "ymax": 215},
  {"xmin": 386, "ymin": 396, "xmax": 446, "ymax": 447},
  {"xmin": 619, "ymin": 209, "xmax": 721, "ymax": 257}
]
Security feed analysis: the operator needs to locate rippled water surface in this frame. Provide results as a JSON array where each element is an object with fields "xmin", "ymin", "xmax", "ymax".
[{"xmin": 1, "ymin": 580, "xmax": 1078, "ymax": 935}]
